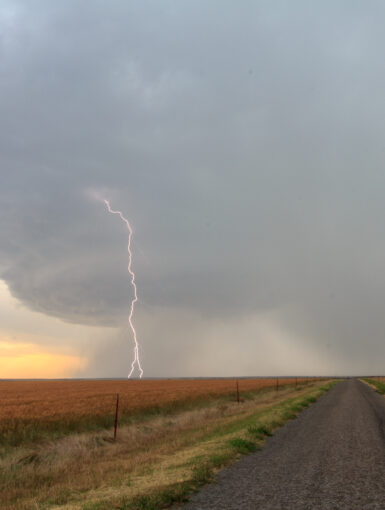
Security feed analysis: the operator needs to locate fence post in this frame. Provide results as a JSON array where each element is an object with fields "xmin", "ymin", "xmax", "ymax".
[
  {"xmin": 236, "ymin": 380, "xmax": 240, "ymax": 403},
  {"xmin": 276, "ymin": 378, "xmax": 279, "ymax": 391},
  {"xmin": 114, "ymin": 393, "xmax": 120, "ymax": 440}
]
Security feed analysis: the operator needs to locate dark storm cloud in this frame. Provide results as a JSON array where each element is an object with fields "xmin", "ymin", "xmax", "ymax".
[{"xmin": 2, "ymin": 1, "xmax": 385, "ymax": 374}]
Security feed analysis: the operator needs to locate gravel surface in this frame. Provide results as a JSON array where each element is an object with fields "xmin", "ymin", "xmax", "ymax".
[{"xmin": 178, "ymin": 379, "xmax": 385, "ymax": 509}]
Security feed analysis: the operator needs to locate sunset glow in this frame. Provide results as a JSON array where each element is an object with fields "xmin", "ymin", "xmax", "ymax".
[
  {"xmin": 0, "ymin": 341, "xmax": 87, "ymax": 378},
  {"xmin": 0, "ymin": 281, "xmax": 97, "ymax": 378}
]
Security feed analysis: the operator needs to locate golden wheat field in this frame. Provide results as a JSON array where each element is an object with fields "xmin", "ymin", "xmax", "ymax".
[
  {"xmin": 0, "ymin": 378, "xmax": 331, "ymax": 509},
  {"xmin": 0, "ymin": 377, "xmax": 314, "ymax": 423}
]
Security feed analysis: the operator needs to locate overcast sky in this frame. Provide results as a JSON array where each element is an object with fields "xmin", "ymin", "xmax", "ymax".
[{"xmin": 1, "ymin": 1, "xmax": 385, "ymax": 378}]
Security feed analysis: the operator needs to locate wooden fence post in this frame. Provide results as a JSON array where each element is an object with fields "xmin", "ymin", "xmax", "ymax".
[{"xmin": 114, "ymin": 393, "xmax": 120, "ymax": 440}]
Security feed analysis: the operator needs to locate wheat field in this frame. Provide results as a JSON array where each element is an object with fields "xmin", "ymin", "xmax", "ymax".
[
  {"xmin": 0, "ymin": 377, "xmax": 315, "ymax": 422},
  {"xmin": 0, "ymin": 377, "xmax": 330, "ymax": 509}
]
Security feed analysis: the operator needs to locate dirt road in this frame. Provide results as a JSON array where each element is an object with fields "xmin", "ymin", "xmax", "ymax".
[{"xmin": 180, "ymin": 379, "xmax": 385, "ymax": 509}]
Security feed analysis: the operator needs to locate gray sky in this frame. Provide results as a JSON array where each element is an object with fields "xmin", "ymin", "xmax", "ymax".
[{"xmin": 1, "ymin": 1, "xmax": 385, "ymax": 377}]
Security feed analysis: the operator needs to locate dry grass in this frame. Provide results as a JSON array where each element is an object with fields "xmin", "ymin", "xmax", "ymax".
[
  {"xmin": 0, "ymin": 378, "xmax": 318, "ymax": 445},
  {"xmin": 0, "ymin": 379, "xmax": 334, "ymax": 510},
  {"xmin": 369, "ymin": 376, "xmax": 385, "ymax": 383}
]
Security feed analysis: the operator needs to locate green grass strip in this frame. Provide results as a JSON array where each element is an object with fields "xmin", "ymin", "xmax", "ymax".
[{"xmin": 363, "ymin": 378, "xmax": 385, "ymax": 394}]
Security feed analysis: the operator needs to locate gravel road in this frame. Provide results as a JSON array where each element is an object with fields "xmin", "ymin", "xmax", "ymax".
[{"xmin": 179, "ymin": 379, "xmax": 385, "ymax": 509}]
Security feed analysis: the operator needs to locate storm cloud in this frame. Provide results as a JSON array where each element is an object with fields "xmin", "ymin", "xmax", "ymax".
[{"xmin": 1, "ymin": 1, "xmax": 385, "ymax": 376}]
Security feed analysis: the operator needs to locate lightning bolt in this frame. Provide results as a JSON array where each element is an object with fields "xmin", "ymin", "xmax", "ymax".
[{"xmin": 104, "ymin": 199, "xmax": 143, "ymax": 379}]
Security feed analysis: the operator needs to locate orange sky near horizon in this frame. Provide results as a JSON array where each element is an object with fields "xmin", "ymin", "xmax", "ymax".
[
  {"xmin": 0, "ymin": 341, "xmax": 87, "ymax": 378},
  {"xmin": 0, "ymin": 280, "xmax": 101, "ymax": 378}
]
